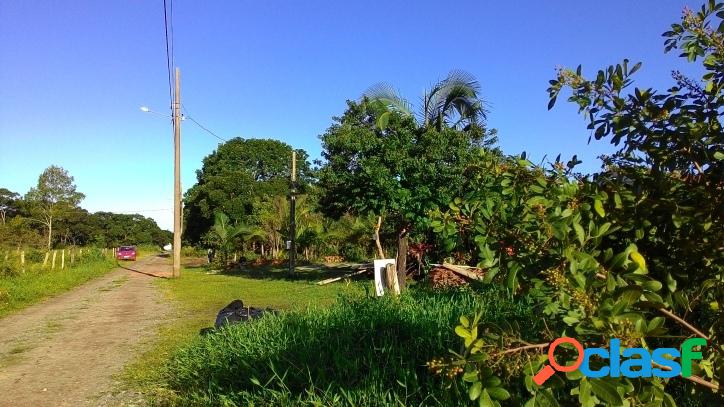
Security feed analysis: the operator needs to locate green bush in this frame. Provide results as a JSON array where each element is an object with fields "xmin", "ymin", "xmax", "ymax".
[{"xmin": 160, "ymin": 287, "xmax": 541, "ymax": 406}]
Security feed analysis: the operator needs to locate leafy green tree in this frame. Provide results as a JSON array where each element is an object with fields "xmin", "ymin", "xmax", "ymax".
[
  {"xmin": 318, "ymin": 91, "xmax": 492, "ymax": 276},
  {"xmin": 184, "ymin": 138, "xmax": 312, "ymax": 244},
  {"xmin": 430, "ymin": 2, "xmax": 723, "ymax": 404},
  {"xmin": 25, "ymin": 166, "xmax": 85, "ymax": 249},
  {"xmin": 0, "ymin": 188, "xmax": 20, "ymax": 225}
]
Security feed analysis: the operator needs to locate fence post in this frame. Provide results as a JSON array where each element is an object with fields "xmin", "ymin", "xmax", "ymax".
[
  {"xmin": 61, "ymin": 249, "xmax": 65, "ymax": 270},
  {"xmin": 51, "ymin": 250, "xmax": 57, "ymax": 270},
  {"xmin": 20, "ymin": 250, "xmax": 25, "ymax": 273},
  {"xmin": 43, "ymin": 252, "xmax": 50, "ymax": 268},
  {"xmin": 71, "ymin": 249, "xmax": 75, "ymax": 265}
]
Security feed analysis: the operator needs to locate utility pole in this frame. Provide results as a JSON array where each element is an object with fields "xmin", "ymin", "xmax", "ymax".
[
  {"xmin": 288, "ymin": 150, "xmax": 296, "ymax": 275},
  {"xmin": 173, "ymin": 67, "xmax": 182, "ymax": 278}
]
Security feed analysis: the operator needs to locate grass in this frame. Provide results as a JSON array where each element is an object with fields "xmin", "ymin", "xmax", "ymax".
[
  {"xmin": 123, "ymin": 260, "xmax": 542, "ymax": 406},
  {"xmin": 0, "ymin": 254, "xmax": 118, "ymax": 318},
  {"xmin": 122, "ymin": 261, "xmax": 366, "ymax": 395}
]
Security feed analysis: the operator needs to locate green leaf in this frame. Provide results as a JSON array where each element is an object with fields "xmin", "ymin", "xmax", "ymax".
[
  {"xmin": 630, "ymin": 251, "xmax": 646, "ymax": 271},
  {"xmin": 573, "ymin": 222, "xmax": 585, "ymax": 245},
  {"xmin": 641, "ymin": 280, "xmax": 662, "ymax": 292},
  {"xmin": 455, "ymin": 326, "xmax": 470, "ymax": 339},
  {"xmin": 487, "ymin": 387, "xmax": 510, "ymax": 400},
  {"xmin": 594, "ymin": 199, "xmax": 605, "ymax": 218},
  {"xmin": 589, "ymin": 379, "xmax": 623, "ymax": 406},
  {"xmin": 479, "ymin": 389, "xmax": 495, "ymax": 407},
  {"xmin": 469, "ymin": 381, "xmax": 483, "ymax": 400},
  {"xmin": 483, "ymin": 376, "xmax": 501, "ymax": 387},
  {"xmin": 463, "ymin": 371, "xmax": 479, "ymax": 382}
]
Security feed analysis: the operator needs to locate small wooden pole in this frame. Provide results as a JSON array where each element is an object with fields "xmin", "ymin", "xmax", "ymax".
[
  {"xmin": 43, "ymin": 252, "xmax": 50, "ymax": 268},
  {"xmin": 20, "ymin": 250, "xmax": 25, "ymax": 273},
  {"xmin": 51, "ymin": 250, "xmax": 57, "ymax": 270},
  {"xmin": 71, "ymin": 249, "xmax": 75, "ymax": 265},
  {"xmin": 61, "ymin": 249, "xmax": 65, "ymax": 270}
]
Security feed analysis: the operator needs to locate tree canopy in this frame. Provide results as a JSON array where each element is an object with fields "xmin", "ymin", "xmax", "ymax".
[{"xmin": 183, "ymin": 138, "xmax": 313, "ymax": 244}]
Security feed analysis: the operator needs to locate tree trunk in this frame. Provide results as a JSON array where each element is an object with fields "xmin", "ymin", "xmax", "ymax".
[
  {"xmin": 374, "ymin": 216, "xmax": 385, "ymax": 259},
  {"xmin": 47, "ymin": 216, "xmax": 53, "ymax": 250},
  {"xmin": 396, "ymin": 228, "xmax": 408, "ymax": 291}
]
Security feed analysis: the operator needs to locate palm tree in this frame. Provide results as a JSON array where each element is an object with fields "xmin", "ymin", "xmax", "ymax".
[
  {"xmin": 208, "ymin": 212, "xmax": 264, "ymax": 265},
  {"xmin": 362, "ymin": 70, "xmax": 488, "ymax": 131}
]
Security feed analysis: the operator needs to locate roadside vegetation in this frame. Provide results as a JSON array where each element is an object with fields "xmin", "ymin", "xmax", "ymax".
[
  {"xmin": 1, "ymin": 2, "xmax": 720, "ymax": 406},
  {"xmin": 0, "ymin": 248, "xmax": 116, "ymax": 318},
  {"xmin": 158, "ymin": 287, "xmax": 537, "ymax": 406},
  {"xmin": 152, "ymin": 3, "xmax": 722, "ymax": 406}
]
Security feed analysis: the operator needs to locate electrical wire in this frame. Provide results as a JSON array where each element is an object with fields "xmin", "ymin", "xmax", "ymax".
[
  {"xmin": 181, "ymin": 104, "xmax": 228, "ymax": 142},
  {"xmin": 162, "ymin": 0, "xmax": 174, "ymax": 108}
]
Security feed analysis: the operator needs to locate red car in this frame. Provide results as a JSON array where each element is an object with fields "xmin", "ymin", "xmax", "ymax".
[{"xmin": 116, "ymin": 246, "xmax": 137, "ymax": 261}]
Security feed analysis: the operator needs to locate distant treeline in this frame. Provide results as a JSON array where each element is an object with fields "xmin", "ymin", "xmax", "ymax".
[{"xmin": 0, "ymin": 166, "xmax": 171, "ymax": 249}]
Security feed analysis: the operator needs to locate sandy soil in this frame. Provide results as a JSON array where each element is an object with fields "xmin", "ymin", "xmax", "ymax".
[{"xmin": 0, "ymin": 255, "xmax": 172, "ymax": 406}]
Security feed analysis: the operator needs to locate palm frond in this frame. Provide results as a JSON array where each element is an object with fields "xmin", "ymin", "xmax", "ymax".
[
  {"xmin": 362, "ymin": 82, "xmax": 414, "ymax": 117},
  {"xmin": 423, "ymin": 70, "xmax": 488, "ymax": 129}
]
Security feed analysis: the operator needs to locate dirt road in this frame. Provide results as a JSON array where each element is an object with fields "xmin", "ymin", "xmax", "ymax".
[{"xmin": 0, "ymin": 255, "xmax": 171, "ymax": 406}]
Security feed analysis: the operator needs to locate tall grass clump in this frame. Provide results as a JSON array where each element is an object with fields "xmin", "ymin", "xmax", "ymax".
[{"xmin": 160, "ymin": 287, "xmax": 542, "ymax": 406}]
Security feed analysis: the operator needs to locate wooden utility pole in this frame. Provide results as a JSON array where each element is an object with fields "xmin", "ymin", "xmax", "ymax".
[
  {"xmin": 173, "ymin": 67, "xmax": 182, "ymax": 278},
  {"xmin": 288, "ymin": 151, "xmax": 297, "ymax": 275}
]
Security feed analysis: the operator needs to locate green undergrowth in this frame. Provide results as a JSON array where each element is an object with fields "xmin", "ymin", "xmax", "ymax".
[{"xmin": 155, "ymin": 287, "xmax": 541, "ymax": 406}]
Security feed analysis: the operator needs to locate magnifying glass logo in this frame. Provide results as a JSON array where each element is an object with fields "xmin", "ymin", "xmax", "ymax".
[{"xmin": 533, "ymin": 337, "xmax": 584, "ymax": 385}]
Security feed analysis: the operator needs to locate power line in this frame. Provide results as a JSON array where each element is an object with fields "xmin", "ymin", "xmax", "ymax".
[
  {"xmin": 162, "ymin": 0, "xmax": 174, "ymax": 108},
  {"xmin": 181, "ymin": 104, "xmax": 228, "ymax": 142}
]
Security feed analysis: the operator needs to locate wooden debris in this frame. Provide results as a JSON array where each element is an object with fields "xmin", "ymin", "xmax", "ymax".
[
  {"xmin": 316, "ymin": 268, "xmax": 370, "ymax": 285},
  {"xmin": 442, "ymin": 262, "xmax": 485, "ymax": 281},
  {"xmin": 429, "ymin": 266, "xmax": 468, "ymax": 288},
  {"xmin": 323, "ymin": 255, "xmax": 344, "ymax": 264},
  {"xmin": 429, "ymin": 263, "xmax": 485, "ymax": 289}
]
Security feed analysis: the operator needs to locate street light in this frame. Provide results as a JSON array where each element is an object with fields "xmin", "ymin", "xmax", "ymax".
[{"xmin": 140, "ymin": 105, "xmax": 184, "ymax": 120}]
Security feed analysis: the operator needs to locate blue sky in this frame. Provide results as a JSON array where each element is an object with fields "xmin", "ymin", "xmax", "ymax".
[{"xmin": 0, "ymin": 1, "xmax": 702, "ymax": 231}]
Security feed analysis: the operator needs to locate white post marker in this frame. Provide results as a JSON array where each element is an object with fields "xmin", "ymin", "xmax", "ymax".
[{"xmin": 373, "ymin": 259, "xmax": 398, "ymax": 297}]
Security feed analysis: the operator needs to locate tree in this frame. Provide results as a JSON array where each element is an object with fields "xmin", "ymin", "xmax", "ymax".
[
  {"xmin": 318, "ymin": 89, "xmax": 492, "ymax": 278},
  {"xmin": 363, "ymin": 70, "xmax": 489, "ymax": 131},
  {"xmin": 0, "ymin": 188, "xmax": 20, "ymax": 225},
  {"xmin": 429, "ymin": 3, "xmax": 723, "ymax": 404},
  {"xmin": 25, "ymin": 166, "xmax": 85, "ymax": 249},
  {"xmin": 184, "ymin": 138, "xmax": 313, "ymax": 244}
]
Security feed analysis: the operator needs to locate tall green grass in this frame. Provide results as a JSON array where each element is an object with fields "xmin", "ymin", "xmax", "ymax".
[
  {"xmin": 159, "ymin": 287, "xmax": 541, "ymax": 406},
  {"xmin": 0, "ymin": 251, "xmax": 116, "ymax": 318}
]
